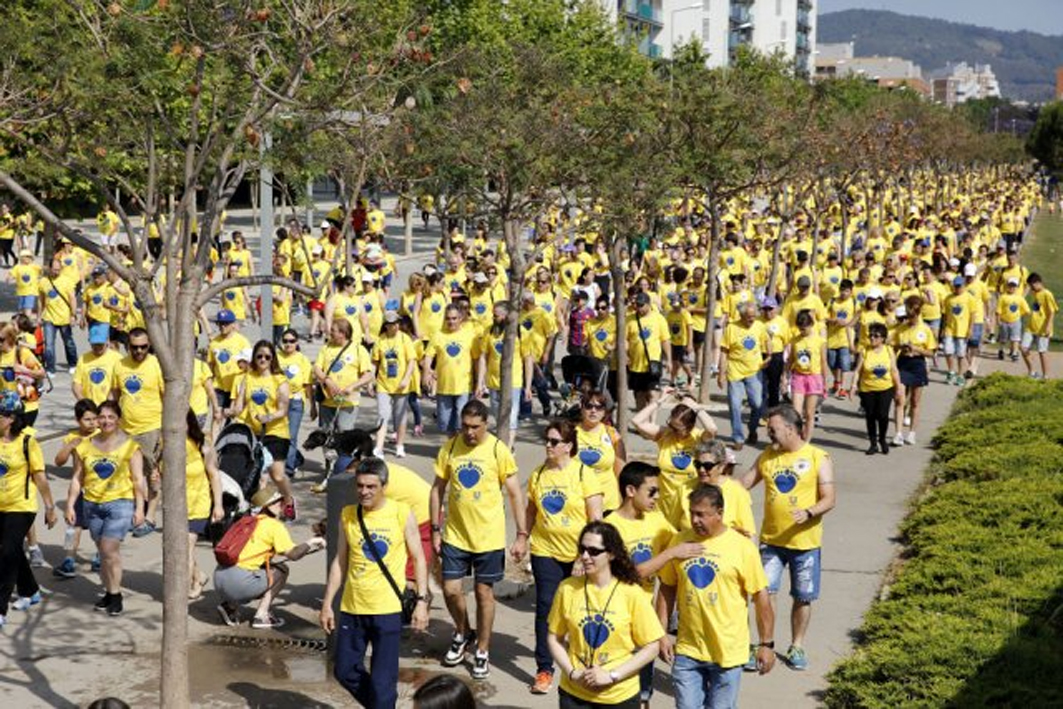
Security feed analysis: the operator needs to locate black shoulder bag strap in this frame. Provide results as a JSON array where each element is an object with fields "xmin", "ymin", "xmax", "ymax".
[
  {"xmin": 634, "ymin": 308, "xmax": 653, "ymax": 367},
  {"xmin": 357, "ymin": 504, "xmax": 405, "ymax": 608}
]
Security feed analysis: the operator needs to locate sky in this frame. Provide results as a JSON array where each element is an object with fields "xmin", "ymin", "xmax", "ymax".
[{"xmin": 817, "ymin": 0, "xmax": 1063, "ymax": 36}]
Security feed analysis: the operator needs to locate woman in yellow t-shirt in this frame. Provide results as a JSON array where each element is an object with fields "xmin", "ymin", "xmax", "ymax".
[
  {"xmin": 277, "ymin": 329, "xmax": 314, "ymax": 476},
  {"xmin": 0, "ymin": 392, "xmax": 56, "ymax": 618},
  {"xmin": 547, "ymin": 521, "xmax": 663, "ymax": 705},
  {"xmin": 787, "ymin": 310, "xmax": 829, "ymax": 441},
  {"xmin": 891, "ymin": 296, "xmax": 937, "ymax": 447},
  {"xmin": 221, "ymin": 262, "xmax": 255, "ymax": 324},
  {"xmin": 66, "ymin": 400, "xmax": 145, "ymax": 615},
  {"xmin": 183, "ymin": 411, "xmax": 224, "ymax": 600},
  {"xmin": 575, "ymin": 390, "xmax": 626, "ymax": 512},
  {"xmin": 674, "ymin": 439, "xmax": 755, "ymax": 537},
  {"xmin": 632, "ymin": 397, "xmax": 717, "ymax": 522},
  {"xmin": 372, "ymin": 313, "xmax": 418, "ymax": 457},
  {"xmin": 525, "ymin": 421, "xmax": 605, "ymax": 692},
  {"xmin": 230, "ymin": 340, "xmax": 294, "ymax": 516},
  {"xmin": 850, "ymin": 322, "xmax": 900, "ymax": 456}
]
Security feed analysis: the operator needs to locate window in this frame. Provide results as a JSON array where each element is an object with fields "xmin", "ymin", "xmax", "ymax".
[
  {"xmin": 776, "ymin": 0, "xmax": 782, "ymax": 16},
  {"xmin": 781, "ymin": 21, "xmax": 787, "ymax": 40}
]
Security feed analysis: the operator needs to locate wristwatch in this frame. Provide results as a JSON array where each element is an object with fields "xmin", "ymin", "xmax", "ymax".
[
  {"xmin": 758, "ymin": 641, "xmax": 775, "ymax": 649},
  {"xmin": 415, "ymin": 594, "xmax": 429, "ymax": 603},
  {"xmin": 430, "ymin": 524, "xmax": 441, "ymax": 533}
]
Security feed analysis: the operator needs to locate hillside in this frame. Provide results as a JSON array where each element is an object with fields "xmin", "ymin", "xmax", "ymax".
[{"xmin": 818, "ymin": 9, "xmax": 1063, "ymax": 102}]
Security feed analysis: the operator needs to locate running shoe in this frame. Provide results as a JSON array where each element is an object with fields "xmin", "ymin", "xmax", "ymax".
[
  {"xmin": 53, "ymin": 557, "xmax": 77, "ymax": 579},
  {"xmin": 94, "ymin": 593, "xmax": 114, "ymax": 612},
  {"xmin": 12, "ymin": 592, "xmax": 41, "ymax": 611},
  {"xmin": 395, "ymin": 445, "xmax": 406, "ymax": 459},
  {"xmin": 892, "ymin": 433, "xmax": 905, "ymax": 447},
  {"xmin": 471, "ymin": 650, "xmax": 491, "ymax": 680},
  {"xmin": 530, "ymin": 670, "xmax": 553, "ymax": 694},
  {"xmin": 905, "ymin": 431, "xmax": 917, "ymax": 446},
  {"xmin": 107, "ymin": 594, "xmax": 123, "ymax": 616},
  {"xmin": 443, "ymin": 631, "xmax": 475, "ymax": 667},
  {"xmin": 27, "ymin": 546, "xmax": 46, "ymax": 568},
  {"xmin": 785, "ymin": 645, "xmax": 808, "ymax": 671},
  {"xmin": 131, "ymin": 521, "xmax": 156, "ymax": 538}
]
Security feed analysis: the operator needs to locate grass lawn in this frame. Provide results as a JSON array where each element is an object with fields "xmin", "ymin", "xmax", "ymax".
[{"xmin": 1020, "ymin": 210, "xmax": 1063, "ymax": 348}]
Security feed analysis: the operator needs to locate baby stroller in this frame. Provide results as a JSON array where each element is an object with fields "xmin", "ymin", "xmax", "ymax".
[{"xmin": 213, "ymin": 421, "xmax": 267, "ymax": 527}]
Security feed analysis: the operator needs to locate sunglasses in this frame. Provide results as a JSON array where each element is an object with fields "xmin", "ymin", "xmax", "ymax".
[
  {"xmin": 282, "ymin": 338, "xmax": 298, "ymax": 344},
  {"xmin": 695, "ymin": 460, "xmax": 721, "ymax": 470},
  {"xmin": 544, "ymin": 437, "xmax": 565, "ymax": 447},
  {"xmin": 129, "ymin": 344, "xmax": 150, "ymax": 351},
  {"xmin": 578, "ymin": 544, "xmax": 608, "ymax": 557},
  {"xmin": 583, "ymin": 402, "xmax": 605, "ymax": 411},
  {"xmin": 255, "ymin": 354, "xmax": 273, "ymax": 361}
]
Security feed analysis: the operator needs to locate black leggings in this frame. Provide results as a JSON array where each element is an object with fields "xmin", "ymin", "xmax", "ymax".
[
  {"xmin": 860, "ymin": 388, "xmax": 894, "ymax": 445},
  {"xmin": 0, "ymin": 511, "xmax": 39, "ymax": 615}
]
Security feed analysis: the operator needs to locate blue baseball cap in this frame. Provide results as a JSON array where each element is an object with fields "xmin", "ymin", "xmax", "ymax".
[
  {"xmin": 88, "ymin": 322, "xmax": 110, "ymax": 345},
  {"xmin": 952, "ymin": 276, "xmax": 965, "ymax": 287},
  {"xmin": 214, "ymin": 309, "xmax": 236, "ymax": 324},
  {"xmin": 0, "ymin": 390, "xmax": 24, "ymax": 416}
]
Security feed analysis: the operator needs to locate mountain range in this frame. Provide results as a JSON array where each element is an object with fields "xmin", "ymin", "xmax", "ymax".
[{"xmin": 817, "ymin": 9, "xmax": 1063, "ymax": 102}]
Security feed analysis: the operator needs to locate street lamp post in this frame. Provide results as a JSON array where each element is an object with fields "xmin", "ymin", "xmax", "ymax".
[{"xmin": 669, "ymin": 2, "xmax": 705, "ymax": 93}]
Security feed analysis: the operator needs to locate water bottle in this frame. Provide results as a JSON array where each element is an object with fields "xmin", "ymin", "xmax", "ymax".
[{"xmin": 64, "ymin": 526, "xmax": 76, "ymax": 551}]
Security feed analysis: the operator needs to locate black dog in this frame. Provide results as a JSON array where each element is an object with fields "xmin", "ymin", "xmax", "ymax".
[{"xmin": 303, "ymin": 422, "xmax": 380, "ymax": 460}]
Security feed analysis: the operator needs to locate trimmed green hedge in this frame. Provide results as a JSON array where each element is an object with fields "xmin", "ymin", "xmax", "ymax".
[{"xmin": 825, "ymin": 373, "xmax": 1063, "ymax": 709}]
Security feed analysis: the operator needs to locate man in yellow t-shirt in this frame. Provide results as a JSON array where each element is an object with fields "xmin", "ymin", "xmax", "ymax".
[
  {"xmin": 718, "ymin": 302, "xmax": 770, "ymax": 447},
  {"xmin": 39, "ymin": 262, "xmax": 80, "ymax": 375},
  {"xmin": 320, "ymin": 459, "xmax": 429, "ymax": 706},
  {"xmin": 429, "ymin": 399, "xmax": 527, "ymax": 680},
  {"xmin": 658, "ymin": 484, "xmax": 776, "ymax": 705},
  {"xmin": 73, "ymin": 330, "xmax": 121, "ymax": 405},
  {"xmin": 742, "ymin": 404, "xmax": 836, "ymax": 671},
  {"xmin": 1022, "ymin": 273, "xmax": 1057, "ymax": 379},
  {"xmin": 626, "ymin": 292, "xmax": 671, "ymax": 410},
  {"xmin": 423, "ymin": 305, "xmax": 478, "ymax": 435},
  {"xmin": 207, "ymin": 309, "xmax": 251, "ymax": 410}
]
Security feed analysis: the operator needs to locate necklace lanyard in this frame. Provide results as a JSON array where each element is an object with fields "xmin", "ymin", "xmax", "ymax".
[{"xmin": 581, "ymin": 577, "xmax": 620, "ymax": 669}]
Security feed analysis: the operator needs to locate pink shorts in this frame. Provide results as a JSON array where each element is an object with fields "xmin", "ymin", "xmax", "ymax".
[{"xmin": 791, "ymin": 372, "xmax": 825, "ymax": 396}]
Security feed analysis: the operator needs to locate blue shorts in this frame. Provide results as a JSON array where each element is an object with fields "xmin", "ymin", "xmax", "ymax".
[
  {"xmin": 73, "ymin": 493, "xmax": 89, "ymax": 530},
  {"xmin": 760, "ymin": 544, "xmax": 821, "ymax": 602},
  {"xmin": 17, "ymin": 295, "xmax": 37, "ymax": 311},
  {"xmin": 967, "ymin": 323, "xmax": 984, "ymax": 348},
  {"xmin": 188, "ymin": 518, "xmax": 209, "ymax": 535},
  {"xmin": 440, "ymin": 542, "xmax": 505, "ymax": 585},
  {"xmin": 84, "ymin": 499, "xmax": 135, "ymax": 542},
  {"xmin": 827, "ymin": 347, "xmax": 852, "ymax": 372}
]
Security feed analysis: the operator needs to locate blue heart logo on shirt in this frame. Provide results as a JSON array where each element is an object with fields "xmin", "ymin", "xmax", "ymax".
[
  {"xmin": 345, "ymin": 305, "xmax": 357, "ymax": 315},
  {"xmin": 672, "ymin": 452, "xmax": 692, "ymax": 470},
  {"xmin": 217, "ymin": 350, "xmax": 231, "ymax": 364},
  {"xmin": 773, "ymin": 469, "xmax": 797, "ymax": 493},
  {"xmin": 93, "ymin": 460, "xmax": 117, "ymax": 480},
  {"xmin": 685, "ymin": 557, "xmax": 717, "ymax": 589},
  {"xmin": 541, "ymin": 489, "xmax": 567, "ymax": 515},
  {"xmin": 445, "ymin": 343, "xmax": 461, "ymax": 357},
  {"xmin": 494, "ymin": 342, "xmax": 503, "ymax": 355},
  {"xmin": 742, "ymin": 336, "xmax": 757, "ymax": 351},
  {"xmin": 456, "ymin": 463, "xmax": 482, "ymax": 489},
  {"xmin": 872, "ymin": 365, "xmax": 888, "ymax": 379},
  {"xmin": 630, "ymin": 542, "xmax": 653, "ymax": 564},
  {"xmin": 475, "ymin": 303, "xmax": 487, "ymax": 315},
  {"xmin": 952, "ymin": 305, "xmax": 962, "ymax": 315},
  {"xmin": 21, "ymin": 275, "xmax": 30, "ymax": 283},
  {"xmin": 595, "ymin": 329, "xmax": 607, "ymax": 342},
  {"xmin": 361, "ymin": 532, "xmax": 389, "ymax": 559},
  {"xmin": 124, "ymin": 375, "xmax": 142, "ymax": 394},
  {"xmin": 225, "ymin": 291, "xmax": 235, "ymax": 300},
  {"xmin": 0, "ymin": 461, "xmax": 8, "ymax": 476},
  {"xmin": 251, "ymin": 389, "xmax": 269, "ymax": 406},
  {"xmin": 580, "ymin": 615, "xmax": 614, "ymax": 649},
  {"xmin": 89, "ymin": 368, "xmax": 107, "ymax": 385},
  {"xmin": 92, "ymin": 295, "xmax": 103, "ymax": 305},
  {"xmin": 431, "ymin": 303, "xmax": 442, "ymax": 313},
  {"xmin": 579, "ymin": 449, "xmax": 602, "ymax": 466},
  {"xmin": 48, "ymin": 290, "xmax": 59, "ymax": 299}
]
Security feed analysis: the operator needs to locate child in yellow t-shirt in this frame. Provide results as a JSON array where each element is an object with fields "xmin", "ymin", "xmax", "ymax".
[
  {"xmin": 52, "ymin": 399, "xmax": 100, "ymax": 578},
  {"xmin": 996, "ymin": 278, "xmax": 1030, "ymax": 361},
  {"xmin": 665, "ymin": 295, "xmax": 694, "ymax": 387}
]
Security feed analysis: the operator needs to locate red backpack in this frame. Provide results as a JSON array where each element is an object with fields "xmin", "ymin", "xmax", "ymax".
[{"xmin": 213, "ymin": 515, "xmax": 259, "ymax": 567}]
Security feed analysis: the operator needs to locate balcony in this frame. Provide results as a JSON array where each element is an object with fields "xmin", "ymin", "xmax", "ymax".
[
  {"xmin": 798, "ymin": 0, "xmax": 813, "ymax": 9},
  {"xmin": 621, "ymin": 1, "xmax": 662, "ymax": 27}
]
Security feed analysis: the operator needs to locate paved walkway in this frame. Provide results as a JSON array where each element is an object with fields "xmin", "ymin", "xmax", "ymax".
[{"xmin": 0, "ymin": 204, "xmax": 1056, "ymax": 707}]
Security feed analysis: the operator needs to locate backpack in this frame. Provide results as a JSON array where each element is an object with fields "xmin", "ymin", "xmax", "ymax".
[{"xmin": 213, "ymin": 514, "xmax": 259, "ymax": 567}]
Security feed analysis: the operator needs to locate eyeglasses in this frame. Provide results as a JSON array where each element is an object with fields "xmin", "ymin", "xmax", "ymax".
[
  {"xmin": 578, "ymin": 544, "xmax": 608, "ymax": 557},
  {"xmin": 255, "ymin": 354, "xmax": 273, "ymax": 361},
  {"xmin": 282, "ymin": 338, "xmax": 298, "ymax": 344},
  {"xmin": 129, "ymin": 344, "xmax": 150, "ymax": 351},
  {"xmin": 544, "ymin": 437, "xmax": 565, "ymax": 447},
  {"xmin": 694, "ymin": 461, "xmax": 718, "ymax": 470},
  {"xmin": 583, "ymin": 402, "xmax": 605, "ymax": 411}
]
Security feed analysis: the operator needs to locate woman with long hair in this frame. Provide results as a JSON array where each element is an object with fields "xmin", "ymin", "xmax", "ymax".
[
  {"xmin": 891, "ymin": 295, "xmax": 936, "ymax": 447},
  {"xmin": 229, "ymin": 340, "xmax": 294, "ymax": 515},
  {"xmin": 183, "ymin": 409, "xmax": 224, "ymax": 600},
  {"xmin": 546, "ymin": 521, "xmax": 663, "ymax": 708},
  {"xmin": 575, "ymin": 390, "xmax": 626, "ymax": 512},
  {"xmin": 66, "ymin": 400, "xmax": 146, "ymax": 616},
  {"xmin": 787, "ymin": 310, "xmax": 828, "ymax": 441},
  {"xmin": 372, "ymin": 312, "xmax": 417, "ymax": 457},
  {"xmin": 276, "ymin": 328, "xmax": 315, "ymax": 476},
  {"xmin": 850, "ymin": 322, "xmax": 901, "ymax": 455},
  {"xmin": 526, "ymin": 420, "xmax": 605, "ymax": 695}
]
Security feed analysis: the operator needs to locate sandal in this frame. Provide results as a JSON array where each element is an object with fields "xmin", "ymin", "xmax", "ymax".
[{"xmin": 251, "ymin": 614, "xmax": 285, "ymax": 630}]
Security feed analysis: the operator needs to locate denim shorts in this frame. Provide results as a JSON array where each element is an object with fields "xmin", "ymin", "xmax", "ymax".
[
  {"xmin": 84, "ymin": 498, "xmax": 135, "ymax": 542},
  {"xmin": 760, "ymin": 544, "xmax": 821, "ymax": 602},
  {"xmin": 967, "ymin": 323, "xmax": 984, "ymax": 348},
  {"xmin": 999, "ymin": 320, "xmax": 1022, "ymax": 343},
  {"xmin": 827, "ymin": 347, "xmax": 851, "ymax": 372},
  {"xmin": 942, "ymin": 335, "xmax": 967, "ymax": 357},
  {"xmin": 440, "ymin": 542, "xmax": 505, "ymax": 585},
  {"xmin": 17, "ymin": 295, "xmax": 37, "ymax": 311}
]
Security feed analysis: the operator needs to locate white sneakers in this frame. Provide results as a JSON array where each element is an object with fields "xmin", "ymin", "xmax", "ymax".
[{"xmin": 892, "ymin": 433, "xmax": 905, "ymax": 447}]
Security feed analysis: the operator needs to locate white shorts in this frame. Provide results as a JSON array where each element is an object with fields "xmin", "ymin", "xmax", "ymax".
[
  {"xmin": 942, "ymin": 335, "xmax": 967, "ymax": 357},
  {"xmin": 999, "ymin": 320, "xmax": 1023, "ymax": 343},
  {"xmin": 101, "ymin": 232, "xmax": 117, "ymax": 248},
  {"xmin": 1021, "ymin": 332, "xmax": 1050, "ymax": 353}
]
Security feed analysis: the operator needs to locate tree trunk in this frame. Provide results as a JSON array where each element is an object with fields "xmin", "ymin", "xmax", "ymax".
[
  {"xmin": 404, "ymin": 194, "xmax": 414, "ymax": 257},
  {"xmin": 496, "ymin": 217, "xmax": 523, "ymax": 443},
  {"xmin": 697, "ymin": 200, "xmax": 723, "ymax": 403},
  {"xmin": 609, "ymin": 233, "xmax": 630, "ymax": 440}
]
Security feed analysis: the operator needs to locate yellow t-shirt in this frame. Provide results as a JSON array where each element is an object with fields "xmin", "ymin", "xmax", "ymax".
[
  {"xmin": 826, "ymin": 298, "xmax": 856, "ymax": 350},
  {"xmin": 271, "ymin": 285, "xmax": 291, "ymax": 327},
  {"xmin": 209, "ymin": 333, "xmax": 251, "ymax": 394},
  {"xmin": 189, "ymin": 359, "xmax": 212, "ymax": 417},
  {"xmin": 236, "ymin": 515, "xmax": 294, "ymax": 571},
  {"xmin": 11, "ymin": 263, "xmax": 41, "ymax": 297},
  {"xmin": 943, "ymin": 292, "xmax": 975, "ymax": 338},
  {"xmin": 608, "ymin": 510, "xmax": 676, "ymax": 596},
  {"xmin": 221, "ymin": 286, "xmax": 249, "ymax": 321},
  {"xmin": 339, "ymin": 500, "xmax": 411, "ymax": 615},
  {"xmin": 721, "ymin": 320, "xmax": 768, "ymax": 381},
  {"xmin": 585, "ymin": 315, "xmax": 616, "ymax": 361},
  {"xmin": 548, "ymin": 578, "xmax": 665, "ymax": 705},
  {"xmin": 626, "ymin": 311, "xmax": 669, "ymax": 374},
  {"xmin": 756, "ymin": 443, "xmax": 829, "ymax": 550},
  {"xmin": 576, "ymin": 423, "xmax": 621, "ymax": 512},
  {"xmin": 519, "ymin": 308, "xmax": 558, "ymax": 362},
  {"xmin": 74, "ymin": 348, "xmax": 122, "ymax": 406},
  {"xmin": 997, "ymin": 292, "xmax": 1030, "ymax": 324},
  {"xmin": 676, "ymin": 477, "xmax": 755, "ymax": 537},
  {"xmin": 373, "ymin": 331, "xmax": 418, "ymax": 395},
  {"xmin": 0, "ymin": 433, "xmax": 44, "ymax": 513},
  {"xmin": 77, "ymin": 437, "xmax": 140, "ymax": 504},
  {"xmin": 478, "ymin": 327, "xmax": 529, "ymax": 391},
  {"xmin": 385, "ymin": 462, "xmax": 431, "ymax": 525},
  {"xmin": 425, "ymin": 324, "xmax": 478, "ymax": 396},
  {"xmin": 789, "ymin": 332, "xmax": 825, "ymax": 375},
  {"xmin": 228, "ymin": 248, "xmax": 254, "ymax": 277},
  {"xmin": 892, "ymin": 321, "xmax": 937, "ymax": 353},
  {"xmin": 1029, "ymin": 288, "xmax": 1058, "ymax": 336},
  {"xmin": 434, "ymin": 433, "xmax": 518, "ymax": 553},
  {"xmin": 655, "ymin": 428, "xmax": 705, "ymax": 522},
  {"xmin": 314, "ymin": 342, "xmax": 372, "ymax": 408},
  {"xmin": 40, "ymin": 274, "xmax": 77, "ymax": 326},
  {"xmin": 83, "ymin": 282, "xmax": 115, "ymax": 323},
  {"xmin": 857, "ymin": 345, "xmax": 895, "ymax": 393},
  {"xmin": 278, "ymin": 350, "xmax": 312, "ymax": 401},
  {"xmin": 237, "ymin": 371, "xmax": 289, "ymax": 439},
  {"xmin": 666, "ymin": 309, "xmax": 693, "ymax": 347},
  {"xmin": 684, "ymin": 286, "xmax": 709, "ymax": 333},
  {"xmin": 111, "ymin": 355, "xmax": 165, "ymax": 435},
  {"xmin": 418, "ymin": 292, "xmax": 448, "ymax": 342},
  {"xmin": 185, "ymin": 439, "xmax": 212, "ymax": 520},
  {"xmin": 528, "ymin": 459, "xmax": 603, "ymax": 562},
  {"xmin": 659, "ymin": 528, "xmax": 768, "ymax": 667}
]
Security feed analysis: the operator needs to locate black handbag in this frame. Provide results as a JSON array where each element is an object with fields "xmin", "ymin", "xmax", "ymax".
[
  {"xmin": 314, "ymin": 342, "xmax": 353, "ymax": 403},
  {"xmin": 634, "ymin": 308, "xmax": 663, "ymax": 381},
  {"xmin": 357, "ymin": 505, "xmax": 418, "ymax": 624}
]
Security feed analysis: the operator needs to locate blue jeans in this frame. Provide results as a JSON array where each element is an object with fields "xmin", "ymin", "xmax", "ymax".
[
  {"xmin": 334, "ymin": 611, "xmax": 402, "ymax": 708},
  {"xmin": 531, "ymin": 555, "xmax": 573, "ymax": 673},
  {"xmin": 285, "ymin": 398, "xmax": 305, "ymax": 474},
  {"xmin": 43, "ymin": 321, "xmax": 77, "ymax": 373},
  {"xmin": 407, "ymin": 392, "xmax": 422, "ymax": 427},
  {"xmin": 320, "ymin": 404, "xmax": 359, "ymax": 432},
  {"xmin": 436, "ymin": 393, "xmax": 469, "ymax": 435},
  {"xmin": 672, "ymin": 654, "xmax": 743, "ymax": 709},
  {"xmin": 726, "ymin": 375, "xmax": 763, "ymax": 444}
]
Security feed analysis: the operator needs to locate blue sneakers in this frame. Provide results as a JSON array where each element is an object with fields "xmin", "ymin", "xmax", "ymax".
[
  {"xmin": 12, "ymin": 592, "xmax": 42, "ymax": 611},
  {"xmin": 53, "ymin": 557, "xmax": 77, "ymax": 579},
  {"xmin": 785, "ymin": 645, "xmax": 808, "ymax": 671}
]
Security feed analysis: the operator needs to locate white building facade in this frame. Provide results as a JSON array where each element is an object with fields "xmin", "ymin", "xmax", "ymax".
[
  {"xmin": 600, "ymin": 0, "xmax": 667, "ymax": 58},
  {"xmin": 660, "ymin": 0, "xmax": 816, "ymax": 74}
]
